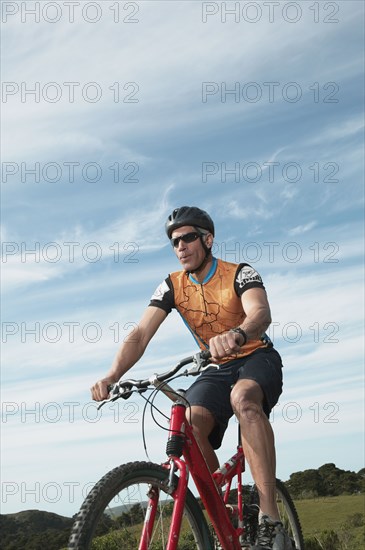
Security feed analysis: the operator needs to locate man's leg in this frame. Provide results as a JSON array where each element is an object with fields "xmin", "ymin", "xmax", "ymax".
[
  {"xmin": 230, "ymin": 379, "xmax": 280, "ymax": 520},
  {"xmin": 187, "ymin": 405, "xmax": 219, "ymax": 472}
]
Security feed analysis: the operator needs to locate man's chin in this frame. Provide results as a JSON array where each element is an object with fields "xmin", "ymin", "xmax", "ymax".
[{"xmin": 180, "ymin": 260, "xmax": 195, "ymax": 272}]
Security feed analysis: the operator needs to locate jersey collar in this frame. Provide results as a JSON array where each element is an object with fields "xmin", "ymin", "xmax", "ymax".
[{"xmin": 188, "ymin": 257, "xmax": 218, "ymax": 285}]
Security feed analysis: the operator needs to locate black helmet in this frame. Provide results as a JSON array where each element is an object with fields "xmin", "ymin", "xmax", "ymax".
[{"xmin": 165, "ymin": 206, "xmax": 215, "ymax": 238}]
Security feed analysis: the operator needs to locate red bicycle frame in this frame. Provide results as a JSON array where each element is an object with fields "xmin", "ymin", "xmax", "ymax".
[{"xmin": 139, "ymin": 401, "xmax": 246, "ymax": 550}]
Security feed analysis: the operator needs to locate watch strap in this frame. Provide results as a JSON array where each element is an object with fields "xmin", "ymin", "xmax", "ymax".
[{"xmin": 230, "ymin": 327, "xmax": 247, "ymax": 346}]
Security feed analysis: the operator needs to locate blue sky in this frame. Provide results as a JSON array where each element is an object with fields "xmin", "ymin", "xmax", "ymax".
[{"xmin": 1, "ymin": 1, "xmax": 364, "ymax": 517}]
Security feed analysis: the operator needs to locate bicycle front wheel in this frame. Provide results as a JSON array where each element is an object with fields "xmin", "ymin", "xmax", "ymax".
[{"xmin": 68, "ymin": 461, "xmax": 213, "ymax": 550}]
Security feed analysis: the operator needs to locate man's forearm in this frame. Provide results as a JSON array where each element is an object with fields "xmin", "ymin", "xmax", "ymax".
[
  {"xmin": 107, "ymin": 340, "xmax": 145, "ymax": 382},
  {"xmin": 239, "ymin": 307, "xmax": 272, "ymax": 341}
]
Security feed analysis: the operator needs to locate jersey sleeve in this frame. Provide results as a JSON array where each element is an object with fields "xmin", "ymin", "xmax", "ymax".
[
  {"xmin": 234, "ymin": 263, "xmax": 265, "ymax": 296},
  {"xmin": 148, "ymin": 276, "xmax": 175, "ymax": 314}
]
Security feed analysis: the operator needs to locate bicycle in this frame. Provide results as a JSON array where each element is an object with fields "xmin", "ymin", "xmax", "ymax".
[{"xmin": 68, "ymin": 351, "xmax": 304, "ymax": 549}]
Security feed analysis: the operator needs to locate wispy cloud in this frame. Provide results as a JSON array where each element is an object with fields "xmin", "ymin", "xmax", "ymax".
[
  {"xmin": 288, "ymin": 221, "xmax": 317, "ymax": 236},
  {"xmin": 307, "ymin": 115, "xmax": 364, "ymax": 146},
  {"xmin": 1, "ymin": 189, "xmax": 174, "ymax": 289}
]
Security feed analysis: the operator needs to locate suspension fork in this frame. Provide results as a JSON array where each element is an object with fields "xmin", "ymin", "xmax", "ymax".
[
  {"xmin": 164, "ymin": 403, "xmax": 190, "ymax": 550},
  {"xmin": 139, "ymin": 484, "xmax": 160, "ymax": 550}
]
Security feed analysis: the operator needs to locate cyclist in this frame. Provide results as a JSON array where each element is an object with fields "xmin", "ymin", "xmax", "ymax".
[{"xmin": 91, "ymin": 206, "xmax": 292, "ymax": 550}]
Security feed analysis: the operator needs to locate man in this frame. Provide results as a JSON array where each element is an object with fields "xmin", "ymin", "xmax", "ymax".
[{"xmin": 91, "ymin": 206, "xmax": 291, "ymax": 550}]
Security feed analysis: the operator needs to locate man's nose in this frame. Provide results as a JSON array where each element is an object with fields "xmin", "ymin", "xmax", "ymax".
[{"xmin": 177, "ymin": 238, "xmax": 186, "ymax": 251}]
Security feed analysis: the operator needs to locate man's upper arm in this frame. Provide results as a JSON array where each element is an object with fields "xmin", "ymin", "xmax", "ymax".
[
  {"xmin": 233, "ymin": 263, "xmax": 270, "ymax": 319},
  {"xmin": 240, "ymin": 287, "xmax": 271, "ymax": 323}
]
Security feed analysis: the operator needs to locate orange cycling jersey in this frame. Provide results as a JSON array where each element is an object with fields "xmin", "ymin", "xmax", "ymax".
[{"xmin": 149, "ymin": 258, "xmax": 272, "ymax": 363}]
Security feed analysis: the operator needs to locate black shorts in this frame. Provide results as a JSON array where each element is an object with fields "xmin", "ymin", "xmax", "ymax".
[{"xmin": 185, "ymin": 348, "xmax": 283, "ymax": 449}]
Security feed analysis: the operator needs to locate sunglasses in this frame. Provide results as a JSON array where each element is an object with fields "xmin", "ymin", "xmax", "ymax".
[{"xmin": 170, "ymin": 231, "xmax": 201, "ymax": 248}]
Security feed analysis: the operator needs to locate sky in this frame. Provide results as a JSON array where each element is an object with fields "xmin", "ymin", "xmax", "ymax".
[{"xmin": 1, "ymin": 0, "xmax": 364, "ymax": 519}]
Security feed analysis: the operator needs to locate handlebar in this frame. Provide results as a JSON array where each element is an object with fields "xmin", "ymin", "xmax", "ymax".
[{"xmin": 98, "ymin": 350, "xmax": 212, "ymax": 409}]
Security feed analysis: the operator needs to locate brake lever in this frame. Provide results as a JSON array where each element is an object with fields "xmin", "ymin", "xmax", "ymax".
[
  {"xmin": 186, "ymin": 351, "xmax": 218, "ymax": 376},
  {"xmin": 97, "ymin": 384, "xmax": 120, "ymax": 410},
  {"xmin": 96, "ymin": 382, "xmax": 149, "ymax": 410},
  {"xmin": 96, "ymin": 382, "xmax": 133, "ymax": 410}
]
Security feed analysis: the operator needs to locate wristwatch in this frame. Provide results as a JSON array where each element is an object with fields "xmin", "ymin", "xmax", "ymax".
[{"xmin": 229, "ymin": 327, "xmax": 247, "ymax": 346}]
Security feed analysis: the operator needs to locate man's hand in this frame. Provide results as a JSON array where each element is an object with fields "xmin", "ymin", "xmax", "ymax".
[
  {"xmin": 209, "ymin": 331, "xmax": 244, "ymax": 363},
  {"xmin": 91, "ymin": 376, "xmax": 117, "ymax": 401}
]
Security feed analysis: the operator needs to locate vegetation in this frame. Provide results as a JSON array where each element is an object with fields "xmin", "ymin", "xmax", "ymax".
[
  {"xmin": 0, "ymin": 510, "xmax": 72, "ymax": 549},
  {"xmin": 1, "ymin": 464, "xmax": 363, "ymax": 549},
  {"xmin": 296, "ymin": 494, "xmax": 364, "ymax": 550},
  {"xmin": 286, "ymin": 463, "xmax": 364, "ymax": 499}
]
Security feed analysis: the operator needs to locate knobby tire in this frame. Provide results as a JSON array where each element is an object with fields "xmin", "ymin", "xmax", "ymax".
[{"xmin": 68, "ymin": 461, "xmax": 213, "ymax": 550}]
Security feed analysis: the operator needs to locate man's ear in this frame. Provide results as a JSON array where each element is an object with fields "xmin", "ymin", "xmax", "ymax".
[{"xmin": 205, "ymin": 233, "xmax": 214, "ymax": 249}]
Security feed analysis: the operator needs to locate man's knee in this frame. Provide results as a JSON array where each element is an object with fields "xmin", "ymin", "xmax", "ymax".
[
  {"xmin": 187, "ymin": 406, "xmax": 215, "ymax": 439},
  {"xmin": 230, "ymin": 380, "xmax": 264, "ymax": 422}
]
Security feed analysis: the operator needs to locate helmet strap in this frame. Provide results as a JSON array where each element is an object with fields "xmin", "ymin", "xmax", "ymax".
[{"xmin": 188, "ymin": 236, "xmax": 212, "ymax": 274}]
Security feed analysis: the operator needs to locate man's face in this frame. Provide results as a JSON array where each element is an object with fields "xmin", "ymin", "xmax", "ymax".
[{"xmin": 171, "ymin": 225, "xmax": 211, "ymax": 272}]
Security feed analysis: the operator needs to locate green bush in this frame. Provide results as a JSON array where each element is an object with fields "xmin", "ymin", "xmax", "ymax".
[
  {"xmin": 342, "ymin": 512, "xmax": 364, "ymax": 528},
  {"xmin": 90, "ymin": 529, "xmax": 137, "ymax": 550},
  {"xmin": 304, "ymin": 517, "xmax": 365, "ymax": 550}
]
